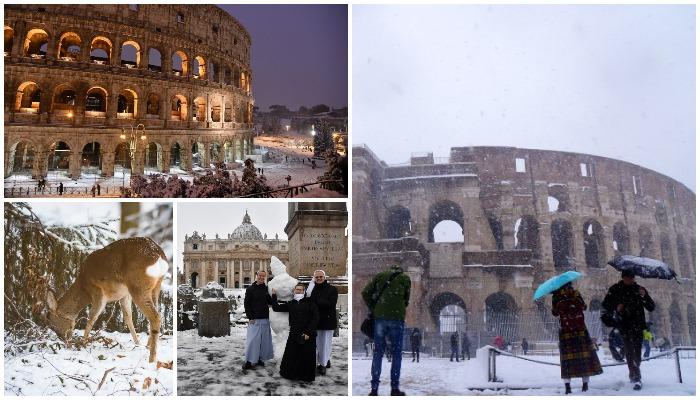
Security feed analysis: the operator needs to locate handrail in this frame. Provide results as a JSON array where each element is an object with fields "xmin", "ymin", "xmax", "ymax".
[
  {"xmin": 238, "ymin": 180, "xmax": 343, "ymax": 198},
  {"xmin": 487, "ymin": 345, "xmax": 695, "ymax": 384}
]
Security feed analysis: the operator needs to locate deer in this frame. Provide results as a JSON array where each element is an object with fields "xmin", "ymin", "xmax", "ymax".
[{"xmin": 36, "ymin": 237, "xmax": 168, "ymax": 363}]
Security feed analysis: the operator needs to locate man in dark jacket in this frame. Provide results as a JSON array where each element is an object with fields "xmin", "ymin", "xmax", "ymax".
[
  {"xmin": 521, "ymin": 338, "xmax": 529, "ymax": 355},
  {"xmin": 450, "ymin": 331, "xmax": 460, "ymax": 362},
  {"xmin": 243, "ymin": 270, "xmax": 273, "ymax": 370},
  {"xmin": 362, "ymin": 265, "xmax": 411, "ymax": 396},
  {"xmin": 602, "ymin": 271, "xmax": 655, "ymax": 390},
  {"xmin": 463, "ymin": 333, "xmax": 471, "ymax": 360},
  {"xmin": 410, "ymin": 328, "xmax": 421, "ymax": 362},
  {"xmin": 271, "ymin": 284, "xmax": 319, "ymax": 382},
  {"xmin": 307, "ymin": 269, "xmax": 338, "ymax": 375}
]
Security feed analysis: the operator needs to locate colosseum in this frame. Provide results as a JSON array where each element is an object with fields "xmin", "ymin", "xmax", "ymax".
[
  {"xmin": 4, "ymin": 4, "xmax": 255, "ymax": 180},
  {"xmin": 352, "ymin": 144, "xmax": 695, "ymax": 354}
]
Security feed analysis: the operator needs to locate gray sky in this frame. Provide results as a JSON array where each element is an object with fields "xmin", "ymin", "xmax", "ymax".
[
  {"xmin": 177, "ymin": 203, "xmax": 289, "ymax": 268},
  {"xmin": 353, "ymin": 5, "xmax": 696, "ymax": 191}
]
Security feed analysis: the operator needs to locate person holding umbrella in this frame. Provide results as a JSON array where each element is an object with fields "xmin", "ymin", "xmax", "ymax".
[
  {"xmin": 552, "ymin": 282, "xmax": 603, "ymax": 394},
  {"xmin": 602, "ymin": 271, "xmax": 655, "ymax": 391}
]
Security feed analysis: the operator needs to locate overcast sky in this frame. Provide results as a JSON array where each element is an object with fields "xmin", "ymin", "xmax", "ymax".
[
  {"xmin": 222, "ymin": 4, "xmax": 348, "ymax": 112},
  {"xmin": 354, "ymin": 5, "xmax": 695, "ymax": 191},
  {"xmin": 178, "ymin": 203, "xmax": 289, "ymax": 268}
]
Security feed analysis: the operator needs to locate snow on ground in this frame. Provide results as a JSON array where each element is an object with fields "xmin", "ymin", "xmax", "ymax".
[
  {"xmin": 177, "ymin": 326, "xmax": 348, "ymax": 396},
  {"xmin": 352, "ymin": 349, "xmax": 695, "ymax": 396},
  {"xmin": 4, "ymin": 331, "xmax": 173, "ymax": 396}
]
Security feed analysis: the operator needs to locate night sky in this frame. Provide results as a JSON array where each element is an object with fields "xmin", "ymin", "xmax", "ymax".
[{"xmin": 220, "ymin": 4, "xmax": 348, "ymax": 112}]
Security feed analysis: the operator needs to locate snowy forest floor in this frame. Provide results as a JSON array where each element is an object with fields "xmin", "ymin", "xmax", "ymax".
[
  {"xmin": 177, "ymin": 326, "xmax": 348, "ymax": 396},
  {"xmin": 4, "ymin": 331, "xmax": 174, "ymax": 396},
  {"xmin": 352, "ymin": 350, "xmax": 696, "ymax": 396}
]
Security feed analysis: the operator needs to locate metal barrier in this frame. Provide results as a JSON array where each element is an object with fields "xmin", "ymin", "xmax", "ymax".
[{"xmin": 487, "ymin": 345, "xmax": 695, "ymax": 383}]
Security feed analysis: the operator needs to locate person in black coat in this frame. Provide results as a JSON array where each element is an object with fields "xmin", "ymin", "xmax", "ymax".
[
  {"xmin": 410, "ymin": 328, "xmax": 421, "ymax": 362},
  {"xmin": 450, "ymin": 331, "xmax": 460, "ymax": 362},
  {"xmin": 307, "ymin": 270, "xmax": 338, "ymax": 375},
  {"xmin": 602, "ymin": 271, "xmax": 655, "ymax": 390},
  {"xmin": 271, "ymin": 283, "xmax": 319, "ymax": 382}
]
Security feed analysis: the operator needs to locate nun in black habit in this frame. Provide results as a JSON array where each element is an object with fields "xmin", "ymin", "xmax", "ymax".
[{"xmin": 271, "ymin": 283, "xmax": 320, "ymax": 382}]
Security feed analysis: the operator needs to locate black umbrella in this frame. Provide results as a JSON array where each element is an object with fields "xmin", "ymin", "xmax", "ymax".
[{"xmin": 607, "ymin": 255, "xmax": 678, "ymax": 281}]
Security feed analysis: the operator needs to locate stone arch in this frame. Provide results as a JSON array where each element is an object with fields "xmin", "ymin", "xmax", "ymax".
[
  {"xmin": 114, "ymin": 142, "xmax": 132, "ymax": 172},
  {"xmin": 486, "ymin": 213, "xmax": 504, "ymax": 250},
  {"xmin": 85, "ymin": 86, "xmax": 108, "ymax": 113},
  {"xmin": 80, "ymin": 141, "xmax": 103, "ymax": 174},
  {"xmin": 117, "ymin": 88, "xmax": 138, "ymax": 117},
  {"xmin": 583, "ymin": 219, "xmax": 606, "ymax": 268},
  {"xmin": 146, "ymin": 93, "xmax": 160, "ymax": 117},
  {"xmin": 171, "ymin": 50, "xmax": 188, "ymax": 75},
  {"xmin": 210, "ymin": 96, "xmax": 222, "ymax": 122},
  {"xmin": 170, "ymin": 94, "xmax": 188, "ymax": 121},
  {"xmin": 23, "ymin": 28, "xmax": 49, "ymax": 57},
  {"xmin": 386, "ymin": 206, "xmax": 412, "ymax": 239},
  {"xmin": 47, "ymin": 140, "xmax": 71, "ymax": 172},
  {"xmin": 190, "ymin": 271, "xmax": 198, "ymax": 288},
  {"xmin": 515, "ymin": 215, "xmax": 540, "ymax": 256},
  {"xmin": 659, "ymin": 233, "xmax": 673, "ymax": 266},
  {"xmin": 170, "ymin": 141, "xmax": 184, "ymax": 168},
  {"xmin": 547, "ymin": 185, "xmax": 569, "ymax": 212},
  {"xmin": 612, "ymin": 222, "xmax": 630, "ymax": 255},
  {"xmin": 7, "ymin": 140, "xmax": 36, "ymax": 174},
  {"xmin": 144, "ymin": 141, "xmax": 163, "ymax": 171},
  {"xmin": 120, "ymin": 39, "xmax": 140, "ymax": 68},
  {"xmin": 192, "ymin": 96, "xmax": 206, "ymax": 121},
  {"xmin": 148, "ymin": 47, "xmax": 162, "ymax": 71},
  {"xmin": 676, "ymin": 235, "xmax": 690, "ymax": 277},
  {"xmin": 4, "ymin": 25, "xmax": 14, "ymax": 54},
  {"xmin": 191, "ymin": 141, "xmax": 205, "ymax": 168},
  {"xmin": 687, "ymin": 304, "xmax": 696, "ymax": 346},
  {"xmin": 551, "ymin": 219, "xmax": 574, "ymax": 269},
  {"xmin": 51, "ymin": 84, "xmax": 76, "ymax": 114},
  {"xmin": 430, "ymin": 292, "xmax": 467, "ymax": 333},
  {"xmin": 669, "ymin": 300, "xmax": 683, "ymax": 346},
  {"xmin": 57, "ymin": 31, "xmax": 81, "ymax": 61},
  {"xmin": 485, "ymin": 291, "xmax": 518, "ymax": 336},
  {"xmin": 428, "ymin": 200, "xmax": 464, "ymax": 243},
  {"xmin": 14, "ymin": 81, "xmax": 41, "ymax": 113},
  {"xmin": 209, "ymin": 142, "xmax": 222, "ymax": 163},
  {"xmin": 89, "ymin": 36, "xmax": 112, "ymax": 64},
  {"xmin": 638, "ymin": 226, "xmax": 654, "ymax": 258},
  {"xmin": 193, "ymin": 55, "xmax": 206, "ymax": 79},
  {"xmin": 224, "ymin": 66, "xmax": 232, "ymax": 85}
]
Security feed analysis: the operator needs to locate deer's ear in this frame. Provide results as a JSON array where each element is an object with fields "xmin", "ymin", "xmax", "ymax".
[{"xmin": 46, "ymin": 290, "xmax": 58, "ymax": 311}]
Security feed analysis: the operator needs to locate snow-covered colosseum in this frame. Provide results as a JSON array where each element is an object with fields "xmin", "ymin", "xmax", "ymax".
[
  {"xmin": 352, "ymin": 144, "xmax": 695, "ymax": 353},
  {"xmin": 4, "ymin": 4, "xmax": 255, "ymax": 180}
]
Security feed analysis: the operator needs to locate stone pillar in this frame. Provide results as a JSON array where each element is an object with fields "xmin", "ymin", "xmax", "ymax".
[
  {"xmin": 11, "ymin": 21, "xmax": 25, "ymax": 58},
  {"xmin": 202, "ymin": 142, "xmax": 211, "ymax": 167},
  {"xmin": 182, "ymin": 146, "xmax": 192, "ymax": 171},
  {"xmin": 68, "ymin": 151, "xmax": 81, "ymax": 179},
  {"xmin": 111, "ymin": 35, "xmax": 122, "ymax": 67},
  {"xmin": 160, "ymin": 97, "xmax": 169, "ymax": 122},
  {"xmin": 163, "ymin": 46, "xmax": 172, "ymax": 74},
  {"xmin": 205, "ymin": 94, "xmax": 212, "ymax": 123},
  {"xmin": 106, "ymin": 91, "xmax": 118, "ymax": 126},
  {"xmin": 238, "ymin": 262, "xmax": 243, "ymax": 287},
  {"xmin": 160, "ymin": 149, "xmax": 170, "ymax": 173},
  {"xmin": 132, "ymin": 150, "xmax": 145, "ymax": 176},
  {"xmin": 45, "ymin": 33, "xmax": 58, "ymax": 61},
  {"xmin": 141, "ymin": 42, "xmax": 149, "ymax": 69},
  {"xmin": 35, "ymin": 149, "xmax": 48, "ymax": 178},
  {"xmin": 102, "ymin": 151, "xmax": 115, "ymax": 177}
]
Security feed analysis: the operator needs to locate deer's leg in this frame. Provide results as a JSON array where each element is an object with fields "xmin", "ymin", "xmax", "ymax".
[
  {"xmin": 119, "ymin": 295, "xmax": 140, "ymax": 345},
  {"xmin": 83, "ymin": 295, "xmax": 107, "ymax": 342},
  {"xmin": 132, "ymin": 292, "xmax": 161, "ymax": 363}
]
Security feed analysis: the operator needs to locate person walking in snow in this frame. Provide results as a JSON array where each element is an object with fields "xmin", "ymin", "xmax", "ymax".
[
  {"xmin": 492, "ymin": 335, "xmax": 504, "ymax": 350},
  {"xmin": 243, "ymin": 270, "xmax": 274, "ymax": 370},
  {"xmin": 362, "ymin": 264, "xmax": 411, "ymax": 396},
  {"xmin": 410, "ymin": 328, "xmax": 421, "ymax": 362},
  {"xmin": 449, "ymin": 331, "xmax": 460, "ymax": 362},
  {"xmin": 462, "ymin": 332, "xmax": 471, "ymax": 360},
  {"xmin": 602, "ymin": 271, "xmax": 655, "ymax": 391},
  {"xmin": 521, "ymin": 338, "xmax": 529, "ymax": 355},
  {"xmin": 552, "ymin": 282, "xmax": 603, "ymax": 394},
  {"xmin": 642, "ymin": 326, "xmax": 654, "ymax": 359}
]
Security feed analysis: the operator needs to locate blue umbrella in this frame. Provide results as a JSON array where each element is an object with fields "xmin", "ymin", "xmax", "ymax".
[{"xmin": 533, "ymin": 271, "xmax": 582, "ymax": 300}]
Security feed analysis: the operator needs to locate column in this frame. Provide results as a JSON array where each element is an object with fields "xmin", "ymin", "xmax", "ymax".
[
  {"xmin": 45, "ymin": 33, "xmax": 58, "ymax": 61},
  {"xmin": 132, "ymin": 150, "xmax": 145, "ymax": 176},
  {"xmin": 163, "ymin": 46, "xmax": 172, "ymax": 75},
  {"xmin": 11, "ymin": 21, "xmax": 25, "ymax": 59},
  {"xmin": 111, "ymin": 35, "xmax": 122, "ymax": 67},
  {"xmin": 239, "ymin": 261, "xmax": 243, "ymax": 287},
  {"xmin": 102, "ymin": 151, "xmax": 115, "ymax": 177},
  {"xmin": 141, "ymin": 42, "xmax": 149, "ymax": 69},
  {"xmin": 205, "ymin": 93, "xmax": 212, "ymax": 123},
  {"xmin": 160, "ymin": 148, "xmax": 170, "ymax": 173},
  {"xmin": 68, "ymin": 151, "xmax": 81, "ymax": 179},
  {"xmin": 203, "ymin": 142, "xmax": 211, "ymax": 167},
  {"xmin": 106, "ymin": 90, "xmax": 118, "ymax": 126}
]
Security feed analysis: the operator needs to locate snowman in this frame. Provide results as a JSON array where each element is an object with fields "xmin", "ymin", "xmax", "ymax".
[{"xmin": 267, "ymin": 256, "xmax": 298, "ymax": 361}]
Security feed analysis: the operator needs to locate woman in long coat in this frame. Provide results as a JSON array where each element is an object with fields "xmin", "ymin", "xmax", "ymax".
[
  {"xmin": 552, "ymin": 282, "xmax": 603, "ymax": 394},
  {"xmin": 271, "ymin": 284, "xmax": 319, "ymax": 382}
]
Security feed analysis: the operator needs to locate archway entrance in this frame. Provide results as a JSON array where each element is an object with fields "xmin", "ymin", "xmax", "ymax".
[
  {"xmin": 81, "ymin": 142, "xmax": 102, "ymax": 175},
  {"xmin": 8, "ymin": 141, "xmax": 35, "ymax": 175},
  {"xmin": 190, "ymin": 272, "xmax": 198, "ymax": 288},
  {"xmin": 485, "ymin": 292, "xmax": 518, "ymax": 338},
  {"xmin": 428, "ymin": 200, "xmax": 464, "ymax": 243},
  {"xmin": 47, "ymin": 141, "xmax": 71, "ymax": 175}
]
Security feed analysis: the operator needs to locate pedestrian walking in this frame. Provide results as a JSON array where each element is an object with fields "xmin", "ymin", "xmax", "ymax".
[
  {"xmin": 58, "ymin": 182, "xmax": 64, "ymax": 196},
  {"xmin": 450, "ymin": 331, "xmax": 460, "ymax": 362},
  {"xmin": 91, "ymin": 185, "xmax": 96, "ymax": 197},
  {"xmin": 492, "ymin": 335, "xmax": 504, "ymax": 350},
  {"xmin": 602, "ymin": 271, "xmax": 655, "ymax": 391},
  {"xmin": 96, "ymin": 183, "xmax": 101, "ymax": 196},
  {"xmin": 552, "ymin": 282, "xmax": 603, "ymax": 394},
  {"xmin": 521, "ymin": 338, "xmax": 529, "ymax": 355},
  {"xmin": 362, "ymin": 264, "xmax": 411, "ymax": 396},
  {"xmin": 410, "ymin": 328, "xmax": 421, "ymax": 362},
  {"xmin": 461, "ymin": 332, "xmax": 471, "ymax": 360}
]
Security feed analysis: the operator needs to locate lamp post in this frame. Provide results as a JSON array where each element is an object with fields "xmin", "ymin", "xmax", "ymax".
[{"xmin": 120, "ymin": 123, "xmax": 146, "ymax": 186}]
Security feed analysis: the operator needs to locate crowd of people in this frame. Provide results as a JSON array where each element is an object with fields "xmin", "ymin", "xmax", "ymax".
[
  {"xmin": 361, "ymin": 265, "xmax": 658, "ymax": 395},
  {"xmin": 243, "ymin": 269, "xmax": 338, "ymax": 383}
]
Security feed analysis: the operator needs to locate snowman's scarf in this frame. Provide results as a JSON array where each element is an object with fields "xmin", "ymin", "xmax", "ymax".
[{"xmin": 305, "ymin": 279, "xmax": 316, "ymax": 298}]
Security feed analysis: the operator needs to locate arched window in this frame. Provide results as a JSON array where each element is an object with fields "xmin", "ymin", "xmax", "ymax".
[
  {"xmin": 121, "ymin": 40, "xmax": 140, "ymax": 68},
  {"xmin": 612, "ymin": 222, "xmax": 630, "ymax": 255},
  {"xmin": 148, "ymin": 47, "xmax": 162, "ymax": 71},
  {"xmin": 547, "ymin": 185, "xmax": 569, "ymax": 212},
  {"xmin": 117, "ymin": 89, "xmax": 137, "ymax": 117},
  {"xmin": 170, "ymin": 94, "xmax": 188, "ymax": 121},
  {"xmin": 89, "ymin": 36, "xmax": 112, "ymax": 64},
  {"xmin": 551, "ymin": 219, "xmax": 573, "ymax": 269},
  {"xmin": 386, "ymin": 206, "xmax": 412, "ymax": 239},
  {"xmin": 14, "ymin": 81, "xmax": 41, "ymax": 113},
  {"xmin": 638, "ymin": 226, "xmax": 654, "ymax": 258},
  {"xmin": 659, "ymin": 233, "xmax": 673, "ymax": 266},
  {"xmin": 515, "ymin": 215, "xmax": 540, "ymax": 256},
  {"xmin": 428, "ymin": 200, "xmax": 464, "ymax": 243},
  {"xmin": 85, "ymin": 87, "xmax": 108, "ymax": 113},
  {"xmin": 172, "ymin": 50, "xmax": 188, "ymax": 75},
  {"xmin": 583, "ymin": 219, "xmax": 605, "ymax": 268},
  {"xmin": 57, "ymin": 32, "xmax": 81, "ymax": 61},
  {"xmin": 192, "ymin": 96, "xmax": 206, "ymax": 121},
  {"xmin": 146, "ymin": 93, "xmax": 160, "ymax": 117},
  {"xmin": 193, "ymin": 56, "xmax": 206, "ymax": 79},
  {"xmin": 81, "ymin": 142, "xmax": 102, "ymax": 174},
  {"xmin": 23, "ymin": 28, "xmax": 48, "ymax": 58},
  {"xmin": 5, "ymin": 26, "xmax": 14, "ymax": 54}
]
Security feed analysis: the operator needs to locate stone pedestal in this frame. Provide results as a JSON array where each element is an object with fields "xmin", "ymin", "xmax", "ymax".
[
  {"xmin": 197, "ymin": 300, "xmax": 230, "ymax": 337},
  {"xmin": 284, "ymin": 203, "xmax": 348, "ymax": 278}
]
